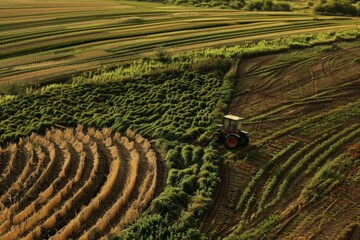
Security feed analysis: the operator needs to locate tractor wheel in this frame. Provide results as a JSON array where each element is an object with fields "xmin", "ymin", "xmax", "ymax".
[
  {"xmin": 213, "ymin": 132, "xmax": 222, "ymax": 143},
  {"xmin": 238, "ymin": 132, "xmax": 249, "ymax": 146},
  {"xmin": 226, "ymin": 134, "xmax": 239, "ymax": 148}
]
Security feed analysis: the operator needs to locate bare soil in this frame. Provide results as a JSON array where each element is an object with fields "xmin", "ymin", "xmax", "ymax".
[{"xmin": 201, "ymin": 41, "xmax": 360, "ymax": 239}]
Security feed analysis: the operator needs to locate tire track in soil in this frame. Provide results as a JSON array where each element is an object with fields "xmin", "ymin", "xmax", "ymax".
[{"xmin": 202, "ymin": 44, "xmax": 360, "ymax": 238}]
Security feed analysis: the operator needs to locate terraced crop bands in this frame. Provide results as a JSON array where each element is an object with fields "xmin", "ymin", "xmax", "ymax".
[{"xmin": 0, "ymin": 0, "xmax": 358, "ymax": 88}]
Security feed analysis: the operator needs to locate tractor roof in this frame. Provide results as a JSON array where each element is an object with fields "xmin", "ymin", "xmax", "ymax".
[{"xmin": 223, "ymin": 114, "xmax": 243, "ymax": 121}]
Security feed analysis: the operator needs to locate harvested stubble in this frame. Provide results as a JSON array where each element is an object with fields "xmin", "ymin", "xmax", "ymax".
[{"xmin": 0, "ymin": 126, "xmax": 158, "ymax": 240}]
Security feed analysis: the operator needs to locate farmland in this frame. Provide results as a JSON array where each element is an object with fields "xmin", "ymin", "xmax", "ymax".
[
  {"xmin": 0, "ymin": 0, "xmax": 359, "ymax": 90},
  {"xmin": 201, "ymin": 41, "xmax": 360, "ymax": 239},
  {"xmin": 1, "ymin": 0, "xmax": 360, "ymax": 239}
]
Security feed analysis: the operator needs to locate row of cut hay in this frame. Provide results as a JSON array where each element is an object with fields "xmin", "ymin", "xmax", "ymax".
[
  {"xmin": 11, "ymin": 135, "xmax": 61, "ymax": 224},
  {"xmin": 111, "ymin": 148, "xmax": 158, "ymax": 235},
  {"xmin": 0, "ymin": 136, "xmax": 55, "ymax": 239},
  {"xmin": 0, "ymin": 143, "xmax": 18, "ymax": 188},
  {"xmin": 51, "ymin": 138, "xmax": 122, "ymax": 240},
  {"xmin": 33, "ymin": 135, "xmax": 101, "ymax": 239},
  {"xmin": 79, "ymin": 147, "xmax": 140, "ymax": 240},
  {"xmin": 79, "ymin": 130, "xmax": 158, "ymax": 239},
  {"xmin": 0, "ymin": 126, "xmax": 157, "ymax": 239},
  {"xmin": 0, "ymin": 140, "xmax": 84, "ymax": 240},
  {"xmin": 16, "ymin": 127, "xmax": 96, "ymax": 239},
  {"xmin": 0, "ymin": 142, "xmax": 33, "ymax": 205},
  {"xmin": 0, "ymin": 145, "xmax": 46, "ymax": 226},
  {"xmin": 21, "ymin": 151, "xmax": 87, "ymax": 240},
  {"xmin": 0, "ymin": 130, "xmax": 84, "ymax": 238},
  {"xmin": 0, "ymin": 136, "xmax": 51, "ymax": 225}
]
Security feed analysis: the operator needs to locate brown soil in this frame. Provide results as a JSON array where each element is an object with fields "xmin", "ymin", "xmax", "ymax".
[{"xmin": 201, "ymin": 41, "xmax": 360, "ymax": 239}]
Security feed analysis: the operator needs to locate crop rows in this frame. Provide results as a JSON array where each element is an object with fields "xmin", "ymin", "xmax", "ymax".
[
  {"xmin": 0, "ymin": 70, "xmax": 230, "ymax": 145},
  {"xmin": 1, "ymin": 0, "xmax": 358, "ymax": 88},
  {"xmin": 0, "ymin": 126, "xmax": 158, "ymax": 240}
]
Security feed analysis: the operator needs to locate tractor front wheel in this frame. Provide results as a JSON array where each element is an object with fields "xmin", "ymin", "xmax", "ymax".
[{"xmin": 226, "ymin": 134, "xmax": 239, "ymax": 148}]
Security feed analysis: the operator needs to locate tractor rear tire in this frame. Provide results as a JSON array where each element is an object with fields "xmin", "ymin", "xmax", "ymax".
[
  {"xmin": 238, "ymin": 132, "xmax": 249, "ymax": 146},
  {"xmin": 226, "ymin": 134, "xmax": 239, "ymax": 148},
  {"xmin": 213, "ymin": 132, "xmax": 222, "ymax": 143}
]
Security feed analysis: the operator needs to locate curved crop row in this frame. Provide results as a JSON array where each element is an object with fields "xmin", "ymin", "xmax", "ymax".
[{"xmin": 0, "ymin": 126, "xmax": 159, "ymax": 240}]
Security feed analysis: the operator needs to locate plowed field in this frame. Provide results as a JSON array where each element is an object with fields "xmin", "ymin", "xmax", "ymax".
[{"xmin": 201, "ymin": 41, "xmax": 360, "ymax": 239}]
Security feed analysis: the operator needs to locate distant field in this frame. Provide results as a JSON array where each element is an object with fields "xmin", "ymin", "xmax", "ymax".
[{"xmin": 0, "ymin": 0, "xmax": 358, "ymax": 88}]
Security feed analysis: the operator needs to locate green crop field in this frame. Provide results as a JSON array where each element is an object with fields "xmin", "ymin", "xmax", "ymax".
[
  {"xmin": 0, "ymin": 0, "xmax": 359, "ymax": 239},
  {"xmin": 1, "ymin": 0, "xmax": 359, "ymax": 90}
]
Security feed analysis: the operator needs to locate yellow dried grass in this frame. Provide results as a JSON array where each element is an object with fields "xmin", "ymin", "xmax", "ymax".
[
  {"xmin": 94, "ymin": 130, "xmax": 104, "ymax": 140},
  {"xmin": 0, "ymin": 144, "xmax": 34, "ymax": 204},
  {"xmin": 90, "ymin": 143, "xmax": 100, "ymax": 178},
  {"xmin": 121, "ymin": 137, "xmax": 134, "ymax": 151},
  {"xmin": 142, "ymin": 139, "xmax": 151, "ymax": 153},
  {"xmin": 24, "ymin": 142, "xmax": 33, "ymax": 152},
  {"xmin": 87, "ymin": 128, "xmax": 96, "ymax": 136},
  {"xmin": 52, "ymin": 218, "xmax": 81, "ymax": 240},
  {"xmin": 63, "ymin": 128, "xmax": 74, "ymax": 140},
  {"xmin": 42, "ymin": 214, "xmax": 57, "ymax": 230},
  {"xmin": 38, "ymin": 185, "xmax": 54, "ymax": 204},
  {"xmin": 84, "ymin": 158, "xmax": 120, "ymax": 222},
  {"xmin": 74, "ymin": 152, "xmax": 86, "ymax": 182},
  {"xmin": 73, "ymin": 139, "xmax": 84, "ymax": 153},
  {"xmin": 103, "ymin": 137, "xmax": 113, "ymax": 148},
  {"xmin": 113, "ymin": 132, "xmax": 121, "ymax": 140},
  {"xmin": 76, "ymin": 131, "xmax": 85, "ymax": 141},
  {"xmin": 1, "ymin": 145, "xmax": 16, "ymax": 181},
  {"xmin": 83, "ymin": 134, "xmax": 91, "ymax": 144},
  {"xmin": 0, "ymin": 220, "xmax": 11, "ymax": 236},
  {"xmin": 134, "ymin": 134, "xmax": 144, "ymax": 144},
  {"xmin": 85, "ymin": 148, "xmax": 140, "ymax": 238},
  {"xmin": 23, "ymin": 225, "xmax": 41, "ymax": 240},
  {"xmin": 57, "ymin": 151, "xmax": 120, "ymax": 240},
  {"xmin": 48, "ymin": 143, "xmax": 56, "ymax": 161},
  {"xmin": 125, "ymin": 129, "xmax": 136, "ymax": 139},
  {"xmin": 102, "ymin": 128, "xmax": 112, "ymax": 137},
  {"xmin": 29, "ymin": 132, "xmax": 37, "ymax": 141},
  {"xmin": 76, "ymin": 124, "xmax": 84, "ymax": 133},
  {"xmin": 59, "ymin": 149, "xmax": 71, "ymax": 178},
  {"xmin": 51, "ymin": 128, "xmax": 64, "ymax": 143},
  {"xmin": 13, "ymin": 200, "xmax": 34, "ymax": 224}
]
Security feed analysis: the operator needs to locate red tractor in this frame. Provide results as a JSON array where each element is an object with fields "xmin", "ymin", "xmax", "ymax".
[{"xmin": 213, "ymin": 114, "xmax": 249, "ymax": 148}]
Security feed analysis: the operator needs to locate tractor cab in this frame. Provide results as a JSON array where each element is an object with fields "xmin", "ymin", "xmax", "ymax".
[
  {"xmin": 213, "ymin": 114, "xmax": 249, "ymax": 148},
  {"xmin": 221, "ymin": 114, "xmax": 243, "ymax": 134}
]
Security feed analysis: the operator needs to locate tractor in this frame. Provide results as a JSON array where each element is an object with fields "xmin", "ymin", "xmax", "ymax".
[{"xmin": 213, "ymin": 114, "xmax": 249, "ymax": 148}]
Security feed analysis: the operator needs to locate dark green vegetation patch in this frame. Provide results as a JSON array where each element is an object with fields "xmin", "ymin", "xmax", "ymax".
[{"xmin": 0, "ymin": 69, "xmax": 231, "ymax": 145}]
